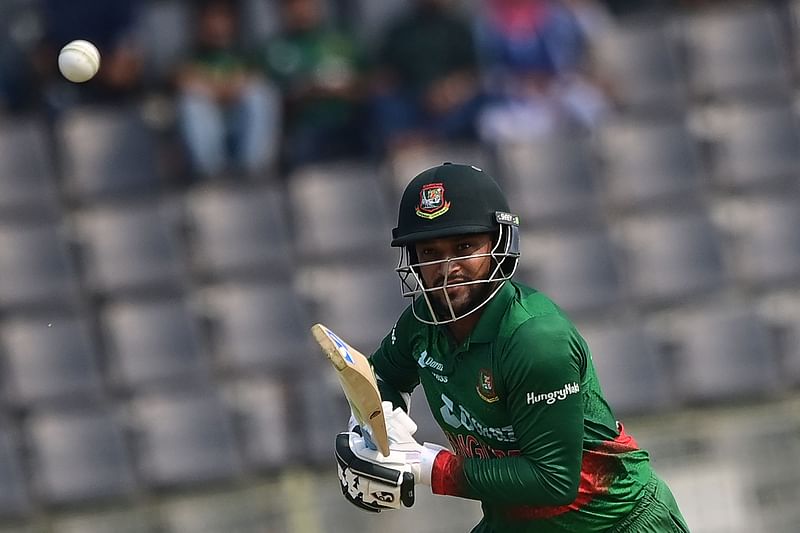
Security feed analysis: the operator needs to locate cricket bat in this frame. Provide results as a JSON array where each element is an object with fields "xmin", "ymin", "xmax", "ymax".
[{"xmin": 311, "ymin": 323, "xmax": 390, "ymax": 457}]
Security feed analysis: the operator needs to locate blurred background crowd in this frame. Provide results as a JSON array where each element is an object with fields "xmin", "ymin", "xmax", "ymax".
[{"xmin": 1, "ymin": 0, "xmax": 800, "ymax": 532}]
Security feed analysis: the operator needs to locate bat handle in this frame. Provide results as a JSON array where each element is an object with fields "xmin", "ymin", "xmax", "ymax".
[{"xmin": 361, "ymin": 426, "xmax": 379, "ymax": 451}]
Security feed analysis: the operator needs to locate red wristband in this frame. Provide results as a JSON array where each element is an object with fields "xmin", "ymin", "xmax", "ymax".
[{"xmin": 430, "ymin": 450, "xmax": 466, "ymax": 496}]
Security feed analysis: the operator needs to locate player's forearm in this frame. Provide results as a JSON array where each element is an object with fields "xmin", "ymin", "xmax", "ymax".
[
  {"xmin": 368, "ymin": 312, "xmax": 421, "ymax": 399},
  {"xmin": 430, "ymin": 452, "xmax": 579, "ymax": 506},
  {"xmin": 376, "ymin": 378, "xmax": 412, "ymax": 412}
]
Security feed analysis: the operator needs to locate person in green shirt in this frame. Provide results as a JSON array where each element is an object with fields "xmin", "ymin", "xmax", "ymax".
[
  {"xmin": 176, "ymin": 0, "xmax": 280, "ymax": 179},
  {"xmin": 257, "ymin": 0, "xmax": 367, "ymax": 170},
  {"xmin": 369, "ymin": 0, "xmax": 484, "ymax": 155},
  {"xmin": 334, "ymin": 163, "xmax": 690, "ymax": 532}
]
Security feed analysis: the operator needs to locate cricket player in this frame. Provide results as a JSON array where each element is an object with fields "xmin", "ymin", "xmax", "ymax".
[{"xmin": 334, "ymin": 163, "xmax": 690, "ymax": 532}]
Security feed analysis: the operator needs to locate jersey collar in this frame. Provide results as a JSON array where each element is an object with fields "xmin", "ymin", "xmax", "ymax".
[{"xmin": 468, "ymin": 281, "xmax": 516, "ymax": 343}]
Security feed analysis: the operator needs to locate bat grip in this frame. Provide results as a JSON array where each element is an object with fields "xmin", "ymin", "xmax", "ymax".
[
  {"xmin": 363, "ymin": 427, "xmax": 379, "ymax": 451},
  {"xmin": 353, "ymin": 424, "xmax": 379, "ymax": 451}
]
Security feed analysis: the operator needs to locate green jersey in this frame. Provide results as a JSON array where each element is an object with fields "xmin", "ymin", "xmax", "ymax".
[{"xmin": 370, "ymin": 281, "xmax": 655, "ymax": 532}]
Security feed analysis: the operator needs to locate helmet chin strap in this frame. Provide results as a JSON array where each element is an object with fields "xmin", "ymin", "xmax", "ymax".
[{"xmin": 396, "ymin": 224, "xmax": 520, "ymax": 326}]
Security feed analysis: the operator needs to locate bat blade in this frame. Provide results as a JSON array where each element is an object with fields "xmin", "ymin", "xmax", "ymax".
[{"xmin": 311, "ymin": 323, "xmax": 390, "ymax": 457}]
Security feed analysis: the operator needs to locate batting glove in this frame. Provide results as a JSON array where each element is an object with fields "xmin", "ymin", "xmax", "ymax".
[{"xmin": 336, "ymin": 405, "xmax": 447, "ymax": 512}]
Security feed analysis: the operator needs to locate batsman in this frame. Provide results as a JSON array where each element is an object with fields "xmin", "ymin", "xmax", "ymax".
[{"xmin": 334, "ymin": 163, "xmax": 690, "ymax": 532}]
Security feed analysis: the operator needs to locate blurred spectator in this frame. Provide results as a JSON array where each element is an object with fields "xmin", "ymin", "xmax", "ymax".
[
  {"xmin": 564, "ymin": 0, "xmax": 614, "ymax": 38},
  {"xmin": 475, "ymin": 0, "xmax": 610, "ymax": 143},
  {"xmin": 596, "ymin": 0, "xmax": 668, "ymax": 17},
  {"xmin": 34, "ymin": 0, "xmax": 145, "ymax": 110},
  {"xmin": 176, "ymin": 0, "xmax": 281, "ymax": 179},
  {"xmin": 0, "ymin": 1, "xmax": 41, "ymax": 113},
  {"xmin": 0, "ymin": 37, "xmax": 36, "ymax": 113},
  {"xmin": 257, "ymin": 0, "xmax": 367, "ymax": 170},
  {"xmin": 369, "ymin": 0, "xmax": 484, "ymax": 156}
]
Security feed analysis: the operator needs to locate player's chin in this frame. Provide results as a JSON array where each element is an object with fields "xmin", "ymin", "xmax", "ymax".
[
  {"xmin": 431, "ymin": 289, "xmax": 472, "ymax": 316},
  {"xmin": 445, "ymin": 284, "xmax": 470, "ymax": 300}
]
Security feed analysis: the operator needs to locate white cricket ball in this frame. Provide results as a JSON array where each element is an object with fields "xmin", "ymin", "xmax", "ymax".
[{"xmin": 58, "ymin": 40, "xmax": 101, "ymax": 83}]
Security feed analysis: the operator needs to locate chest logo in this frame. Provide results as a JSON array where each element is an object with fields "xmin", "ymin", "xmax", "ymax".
[
  {"xmin": 417, "ymin": 350, "xmax": 448, "ymax": 382},
  {"xmin": 415, "ymin": 183, "xmax": 450, "ymax": 219},
  {"xmin": 417, "ymin": 350, "xmax": 444, "ymax": 371},
  {"xmin": 477, "ymin": 368, "xmax": 500, "ymax": 403}
]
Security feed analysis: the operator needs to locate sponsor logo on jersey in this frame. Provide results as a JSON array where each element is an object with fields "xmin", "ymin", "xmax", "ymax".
[
  {"xmin": 416, "ymin": 350, "xmax": 444, "ymax": 371},
  {"xmin": 415, "ymin": 182, "xmax": 450, "ymax": 219},
  {"xmin": 417, "ymin": 350, "xmax": 448, "ymax": 382},
  {"xmin": 476, "ymin": 368, "xmax": 500, "ymax": 403},
  {"xmin": 440, "ymin": 393, "xmax": 516, "ymax": 443},
  {"xmin": 445, "ymin": 430, "xmax": 521, "ymax": 460},
  {"xmin": 526, "ymin": 382, "xmax": 580, "ymax": 406}
]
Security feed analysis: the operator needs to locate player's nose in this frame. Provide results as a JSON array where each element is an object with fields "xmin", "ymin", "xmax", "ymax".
[{"xmin": 442, "ymin": 257, "xmax": 464, "ymax": 282}]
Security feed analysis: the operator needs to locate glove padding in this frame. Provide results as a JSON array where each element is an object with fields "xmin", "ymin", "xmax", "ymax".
[
  {"xmin": 336, "ymin": 402, "xmax": 445, "ymax": 512},
  {"xmin": 335, "ymin": 431, "xmax": 416, "ymax": 512},
  {"xmin": 336, "ymin": 405, "xmax": 446, "ymax": 512}
]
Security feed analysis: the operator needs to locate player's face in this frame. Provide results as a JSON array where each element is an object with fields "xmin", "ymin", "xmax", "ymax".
[{"xmin": 413, "ymin": 233, "xmax": 494, "ymax": 319}]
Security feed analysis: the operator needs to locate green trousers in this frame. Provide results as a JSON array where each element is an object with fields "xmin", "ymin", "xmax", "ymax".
[
  {"xmin": 470, "ymin": 473, "xmax": 690, "ymax": 533},
  {"xmin": 609, "ymin": 474, "xmax": 689, "ymax": 533}
]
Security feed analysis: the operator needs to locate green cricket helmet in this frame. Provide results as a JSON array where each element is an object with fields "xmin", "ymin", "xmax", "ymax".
[{"xmin": 392, "ymin": 163, "xmax": 520, "ymax": 325}]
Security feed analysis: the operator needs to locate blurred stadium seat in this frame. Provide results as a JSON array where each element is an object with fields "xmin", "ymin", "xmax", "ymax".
[
  {"xmin": 756, "ymin": 290, "xmax": 800, "ymax": 388},
  {"xmin": 298, "ymin": 372, "xmax": 350, "ymax": 466},
  {"xmin": 0, "ymin": 116, "xmax": 60, "ymax": 221},
  {"xmin": 0, "ymin": 422, "xmax": 30, "ymax": 519},
  {"xmin": 592, "ymin": 18, "xmax": 687, "ymax": 113},
  {"xmin": 611, "ymin": 210, "xmax": 725, "ymax": 308},
  {"xmin": 705, "ymin": 101, "xmax": 800, "ymax": 190},
  {"xmin": 493, "ymin": 135, "xmax": 600, "ymax": 226},
  {"xmin": 160, "ymin": 486, "xmax": 280, "ymax": 533},
  {"xmin": 1, "ymin": 316, "xmax": 103, "ymax": 408},
  {"xmin": 517, "ymin": 227, "xmax": 624, "ymax": 318},
  {"xmin": 580, "ymin": 320, "xmax": 675, "ymax": 417},
  {"xmin": 683, "ymin": 4, "xmax": 791, "ymax": 100},
  {"xmin": 131, "ymin": 388, "xmax": 242, "ymax": 489},
  {"xmin": 596, "ymin": 117, "xmax": 704, "ymax": 212},
  {"xmin": 184, "ymin": 182, "xmax": 293, "ymax": 280},
  {"xmin": 27, "ymin": 407, "xmax": 137, "ymax": 506},
  {"xmin": 225, "ymin": 376, "xmax": 293, "ymax": 472},
  {"xmin": 57, "ymin": 106, "xmax": 162, "ymax": 201},
  {"xmin": 712, "ymin": 417, "xmax": 800, "ymax": 522},
  {"xmin": 713, "ymin": 194, "xmax": 800, "ymax": 289},
  {"xmin": 287, "ymin": 161, "xmax": 393, "ymax": 263},
  {"xmin": 101, "ymin": 297, "xmax": 210, "ymax": 392},
  {"xmin": 655, "ymin": 304, "xmax": 783, "ymax": 405},
  {"xmin": 200, "ymin": 280, "xmax": 312, "ymax": 375},
  {"xmin": 75, "ymin": 199, "xmax": 186, "ymax": 297},
  {"xmin": 51, "ymin": 508, "xmax": 160, "ymax": 533},
  {"xmin": 0, "ymin": 223, "xmax": 82, "ymax": 314},
  {"xmin": 298, "ymin": 262, "xmax": 406, "ymax": 351}
]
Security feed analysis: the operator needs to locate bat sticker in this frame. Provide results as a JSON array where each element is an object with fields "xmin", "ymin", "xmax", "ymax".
[{"xmin": 323, "ymin": 326, "xmax": 355, "ymax": 365}]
